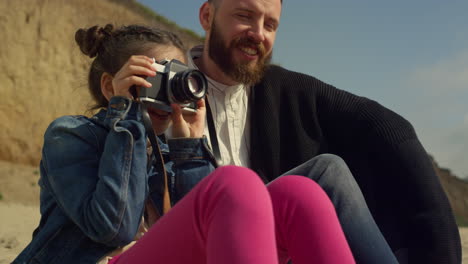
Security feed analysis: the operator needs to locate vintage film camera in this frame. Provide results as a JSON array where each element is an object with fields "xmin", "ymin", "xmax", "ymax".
[{"xmin": 138, "ymin": 59, "xmax": 207, "ymax": 113}]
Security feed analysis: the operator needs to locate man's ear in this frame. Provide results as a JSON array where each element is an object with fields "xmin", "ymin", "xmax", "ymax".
[
  {"xmin": 100, "ymin": 73, "xmax": 114, "ymax": 102},
  {"xmin": 199, "ymin": 2, "xmax": 214, "ymax": 31}
]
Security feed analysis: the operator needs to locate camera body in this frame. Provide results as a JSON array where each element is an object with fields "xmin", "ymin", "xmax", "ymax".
[{"xmin": 138, "ymin": 59, "xmax": 207, "ymax": 113}]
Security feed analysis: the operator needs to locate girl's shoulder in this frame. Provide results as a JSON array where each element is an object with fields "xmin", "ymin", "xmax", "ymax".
[
  {"xmin": 46, "ymin": 115, "xmax": 93, "ymax": 132},
  {"xmin": 41, "ymin": 115, "xmax": 110, "ymax": 159},
  {"xmin": 44, "ymin": 115, "xmax": 105, "ymax": 143},
  {"xmin": 48, "ymin": 115, "xmax": 91, "ymax": 127}
]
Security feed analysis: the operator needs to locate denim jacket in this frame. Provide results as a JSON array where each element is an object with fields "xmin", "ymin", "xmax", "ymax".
[{"xmin": 13, "ymin": 96, "xmax": 215, "ymax": 264}]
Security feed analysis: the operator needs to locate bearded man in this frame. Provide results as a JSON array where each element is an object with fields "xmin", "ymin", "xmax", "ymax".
[{"xmin": 185, "ymin": 0, "xmax": 461, "ymax": 263}]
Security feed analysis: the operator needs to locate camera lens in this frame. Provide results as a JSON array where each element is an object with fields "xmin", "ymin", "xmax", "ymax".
[
  {"xmin": 187, "ymin": 76, "xmax": 200, "ymax": 94},
  {"xmin": 171, "ymin": 69, "xmax": 207, "ymax": 103}
]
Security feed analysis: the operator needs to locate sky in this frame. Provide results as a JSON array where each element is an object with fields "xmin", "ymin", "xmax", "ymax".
[{"xmin": 137, "ymin": 0, "xmax": 468, "ymax": 178}]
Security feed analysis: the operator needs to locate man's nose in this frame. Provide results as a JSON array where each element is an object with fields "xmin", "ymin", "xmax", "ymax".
[{"xmin": 247, "ymin": 21, "xmax": 265, "ymax": 43}]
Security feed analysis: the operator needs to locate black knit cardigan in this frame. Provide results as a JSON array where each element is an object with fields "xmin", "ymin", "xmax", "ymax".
[{"xmin": 249, "ymin": 65, "xmax": 461, "ymax": 263}]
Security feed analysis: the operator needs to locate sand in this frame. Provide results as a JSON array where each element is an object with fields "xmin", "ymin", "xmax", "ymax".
[
  {"xmin": 0, "ymin": 160, "xmax": 467, "ymax": 263},
  {"xmin": 0, "ymin": 203, "xmax": 39, "ymax": 264}
]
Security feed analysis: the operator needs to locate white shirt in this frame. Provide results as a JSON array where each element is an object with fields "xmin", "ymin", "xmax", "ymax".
[{"xmin": 187, "ymin": 46, "xmax": 251, "ymax": 167}]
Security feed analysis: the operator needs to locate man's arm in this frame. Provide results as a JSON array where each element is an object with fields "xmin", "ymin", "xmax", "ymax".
[
  {"xmin": 252, "ymin": 65, "xmax": 461, "ymax": 263},
  {"xmin": 314, "ymin": 77, "xmax": 461, "ymax": 263}
]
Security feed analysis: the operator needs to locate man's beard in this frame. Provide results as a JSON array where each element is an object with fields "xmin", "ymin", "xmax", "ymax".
[{"xmin": 208, "ymin": 20, "xmax": 272, "ymax": 85}]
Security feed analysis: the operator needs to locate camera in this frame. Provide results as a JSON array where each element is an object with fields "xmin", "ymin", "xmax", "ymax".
[{"xmin": 138, "ymin": 59, "xmax": 207, "ymax": 113}]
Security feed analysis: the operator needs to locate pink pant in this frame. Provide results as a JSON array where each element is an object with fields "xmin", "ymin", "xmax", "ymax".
[{"xmin": 110, "ymin": 166, "xmax": 354, "ymax": 264}]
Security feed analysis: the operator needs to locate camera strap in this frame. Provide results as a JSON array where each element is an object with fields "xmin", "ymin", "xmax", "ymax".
[
  {"xmin": 205, "ymin": 98, "xmax": 222, "ymax": 167},
  {"xmin": 140, "ymin": 103, "xmax": 172, "ymax": 216}
]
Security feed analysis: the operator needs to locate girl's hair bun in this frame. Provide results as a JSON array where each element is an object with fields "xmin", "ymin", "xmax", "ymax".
[{"xmin": 75, "ymin": 24, "xmax": 114, "ymax": 58}]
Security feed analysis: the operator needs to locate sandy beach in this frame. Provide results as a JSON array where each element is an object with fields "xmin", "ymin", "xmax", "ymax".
[
  {"xmin": 0, "ymin": 160, "xmax": 466, "ymax": 263},
  {"xmin": 0, "ymin": 203, "xmax": 39, "ymax": 264}
]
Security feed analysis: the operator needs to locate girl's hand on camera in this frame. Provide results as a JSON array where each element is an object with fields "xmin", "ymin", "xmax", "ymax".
[
  {"xmin": 111, "ymin": 55, "xmax": 156, "ymax": 99},
  {"xmin": 170, "ymin": 99, "xmax": 206, "ymax": 138}
]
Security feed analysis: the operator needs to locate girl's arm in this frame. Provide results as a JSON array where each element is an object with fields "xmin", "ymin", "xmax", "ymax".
[{"xmin": 42, "ymin": 97, "xmax": 148, "ymax": 247}]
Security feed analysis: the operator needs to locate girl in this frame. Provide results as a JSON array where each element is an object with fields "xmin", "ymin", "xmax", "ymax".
[{"xmin": 13, "ymin": 24, "xmax": 354, "ymax": 264}]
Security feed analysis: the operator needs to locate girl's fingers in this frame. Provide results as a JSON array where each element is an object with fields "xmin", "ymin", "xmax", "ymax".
[
  {"xmin": 115, "ymin": 63, "xmax": 156, "ymax": 81},
  {"xmin": 196, "ymin": 99, "xmax": 206, "ymax": 116},
  {"xmin": 126, "ymin": 75, "xmax": 152, "ymax": 88},
  {"xmin": 196, "ymin": 98, "xmax": 206, "ymax": 110},
  {"xmin": 191, "ymin": 99, "xmax": 206, "ymax": 121},
  {"xmin": 112, "ymin": 55, "xmax": 157, "ymax": 97},
  {"xmin": 126, "ymin": 64, "xmax": 156, "ymax": 77},
  {"xmin": 170, "ymin": 104, "xmax": 183, "ymax": 124},
  {"xmin": 114, "ymin": 56, "xmax": 156, "ymax": 81},
  {"xmin": 170, "ymin": 104, "xmax": 191, "ymax": 138},
  {"xmin": 127, "ymin": 55, "xmax": 155, "ymax": 66},
  {"xmin": 113, "ymin": 76, "xmax": 152, "ymax": 97}
]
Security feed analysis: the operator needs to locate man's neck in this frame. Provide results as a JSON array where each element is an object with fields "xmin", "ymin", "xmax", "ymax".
[{"xmin": 194, "ymin": 53, "xmax": 239, "ymax": 86}]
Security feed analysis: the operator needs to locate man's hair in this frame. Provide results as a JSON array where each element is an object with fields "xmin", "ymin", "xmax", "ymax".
[
  {"xmin": 208, "ymin": 0, "xmax": 220, "ymax": 6},
  {"xmin": 208, "ymin": 0, "xmax": 282, "ymax": 8},
  {"xmin": 75, "ymin": 24, "xmax": 185, "ymax": 109}
]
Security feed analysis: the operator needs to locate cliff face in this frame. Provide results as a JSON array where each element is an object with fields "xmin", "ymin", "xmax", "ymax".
[
  {"xmin": 0, "ymin": 0, "xmax": 201, "ymax": 166},
  {"xmin": 436, "ymin": 163, "xmax": 468, "ymax": 225}
]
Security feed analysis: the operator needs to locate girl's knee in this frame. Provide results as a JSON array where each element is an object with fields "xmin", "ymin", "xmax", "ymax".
[
  {"xmin": 268, "ymin": 176, "xmax": 334, "ymax": 211},
  {"xmin": 209, "ymin": 165, "xmax": 269, "ymax": 201},
  {"xmin": 211, "ymin": 165, "xmax": 262, "ymax": 185}
]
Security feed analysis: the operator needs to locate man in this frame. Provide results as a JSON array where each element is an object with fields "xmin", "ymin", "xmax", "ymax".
[{"xmin": 187, "ymin": 0, "xmax": 461, "ymax": 263}]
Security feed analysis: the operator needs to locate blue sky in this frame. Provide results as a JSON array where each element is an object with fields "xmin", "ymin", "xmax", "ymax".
[{"xmin": 138, "ymin": 0, "xmax": 468, "ymax": 178}]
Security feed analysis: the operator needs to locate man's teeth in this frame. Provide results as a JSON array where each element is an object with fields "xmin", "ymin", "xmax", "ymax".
[{"xmin": 240, "ymin": 46, "xmax": 258, "ymax": 55}]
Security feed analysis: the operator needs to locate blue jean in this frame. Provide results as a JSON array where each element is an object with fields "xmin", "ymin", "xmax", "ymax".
[{"xmin": 279, "ymin": 154, "xmax": 399, "ymax": 264}]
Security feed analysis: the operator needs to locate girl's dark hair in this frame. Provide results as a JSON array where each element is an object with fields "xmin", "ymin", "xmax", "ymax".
[{"xmin": 75, "ymin": 24, "xmax": 186, "ymax": 109}]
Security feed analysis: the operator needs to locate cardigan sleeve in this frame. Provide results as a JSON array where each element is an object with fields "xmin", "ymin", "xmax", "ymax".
[
  {"xmin": 257, "ymin": 65, "xmax": 461, "ymax": 263},
  {"xmin": 311, "ymin": 74, "xmax": 461, "ymax": 263}
]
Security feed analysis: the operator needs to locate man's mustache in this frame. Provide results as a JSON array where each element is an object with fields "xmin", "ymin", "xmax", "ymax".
[{"xmin": 233, "ymin": 37, "xmax": 266, "ymax": 58}]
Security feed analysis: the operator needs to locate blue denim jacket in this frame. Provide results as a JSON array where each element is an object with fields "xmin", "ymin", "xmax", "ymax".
[{"xmin": 13, "ymin": 96, "xmax": 215, "ymax": 264}]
